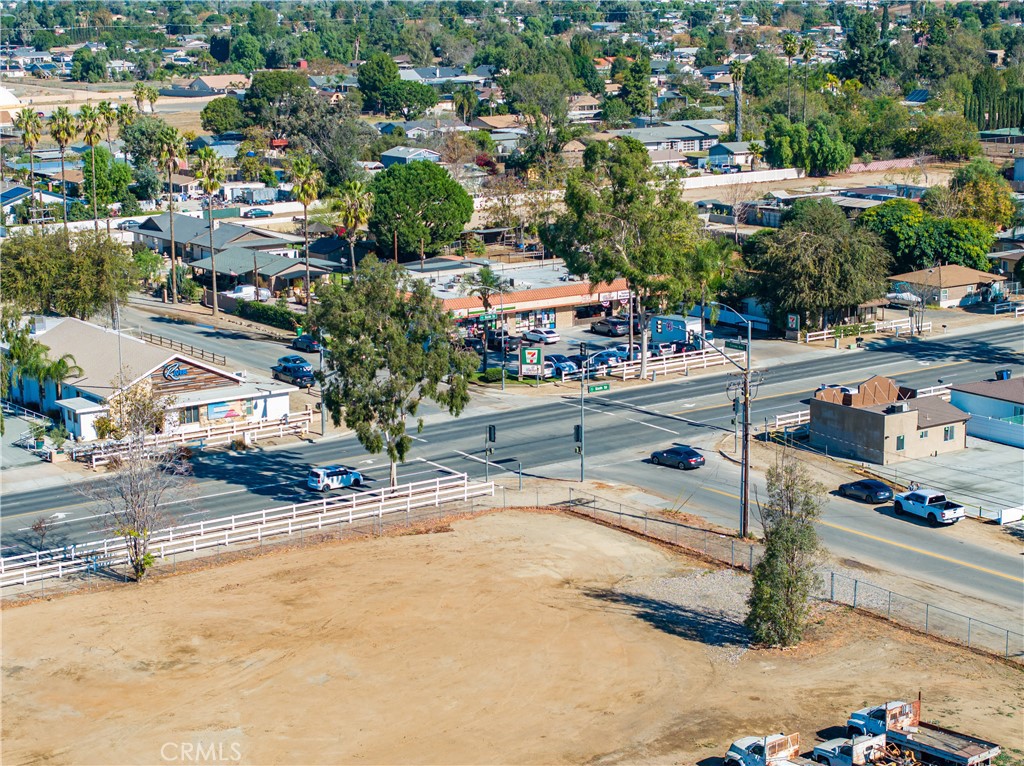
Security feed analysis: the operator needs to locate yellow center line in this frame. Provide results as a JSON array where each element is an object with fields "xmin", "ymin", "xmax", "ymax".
[
  {"xmin": 668, "ymin": 361, "xmax": 967, "ymax": 417},
  {"xmin": 694, "ymin": 486, "xmax": 1023, "ymax": 583}
]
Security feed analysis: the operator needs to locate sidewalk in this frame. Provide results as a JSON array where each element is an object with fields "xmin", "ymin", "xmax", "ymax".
[{"xmin": 127, "ymin": 293, "xmax": 296, "ymax": 341}]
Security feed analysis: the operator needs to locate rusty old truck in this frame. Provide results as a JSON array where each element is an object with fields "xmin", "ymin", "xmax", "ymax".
[{"xmin": 724, "ymin": 733, "xmax": 817, "ymax": 766}]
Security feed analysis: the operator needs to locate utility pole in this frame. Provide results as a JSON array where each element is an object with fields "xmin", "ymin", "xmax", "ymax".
[
  {"xmin": 319, "ymin": 345, "xmax": 327, "ymax": 438},
  {"xmin": 578, "ymin": 341, "xmax": 587, "ymax": 482},
  {"xmin": 485, "ymin": 424, "xmax": 496, "ymax": 481},
  {"xmin": 393, "ymin": 229, "xmax": 398, "ymax": 263}
]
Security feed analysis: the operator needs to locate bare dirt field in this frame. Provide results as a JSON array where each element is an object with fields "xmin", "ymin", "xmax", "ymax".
[{"xmin": 2, "ymin": 511, "xmax": 1021, "ymax": 766}]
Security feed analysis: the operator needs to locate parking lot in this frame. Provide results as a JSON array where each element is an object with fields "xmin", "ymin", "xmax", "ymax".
[{"xmin": 868, "ymin": 436, "xmax": 1024, "ymax": 513}]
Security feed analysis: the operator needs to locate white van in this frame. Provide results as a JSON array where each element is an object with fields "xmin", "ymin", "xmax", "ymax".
[
  {"xmin": 306, "ymin": 465, "xmax": 364, "ymax": 491},
  {"xmin": 223, "ymin": 285, "xmax": 272, "ymax": 302}
]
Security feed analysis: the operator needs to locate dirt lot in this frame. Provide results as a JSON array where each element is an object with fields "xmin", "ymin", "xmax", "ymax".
[{"xmin": 2, "ymin": 511, "xmax": 1021, "ymax": 766}]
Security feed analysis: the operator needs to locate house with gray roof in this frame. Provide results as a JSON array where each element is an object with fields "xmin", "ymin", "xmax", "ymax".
[{"xmin": 380, "ymin": 147, "xmax": 442, "ymax": 169}]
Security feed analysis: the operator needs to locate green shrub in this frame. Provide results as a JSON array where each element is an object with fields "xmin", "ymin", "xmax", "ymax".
[
  {"xmin": 235, "ymin": 298, "xmax": 300, "ymax": 331},
  {"xmin": 480, "ymin": 367, "xmax": 504, "ymax": 384}
]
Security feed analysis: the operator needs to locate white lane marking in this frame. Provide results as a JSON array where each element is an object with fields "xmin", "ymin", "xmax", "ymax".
[
  {"xmin": 453, "ymin": 450, "xmax": 517, "ymax": 474},
  {"xmin": 408, "ymin": 435, "xmax": 428, "ymax": 443},
  {"xmin": 623, "ymin": 416, "xmax": 678, "ymax": 434}
]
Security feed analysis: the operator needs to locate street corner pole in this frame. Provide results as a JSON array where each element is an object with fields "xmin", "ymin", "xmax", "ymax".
[
  {"xmin": 741, "ymin": 369, "xmax": 751, "ymax": 539},
  {"xmin": 319, "ymin": 346, "xmax": 327, "ymax": 438},
  {"xmin": 580, "ymin": 340, "xmax": 587, "ymax": 483}
]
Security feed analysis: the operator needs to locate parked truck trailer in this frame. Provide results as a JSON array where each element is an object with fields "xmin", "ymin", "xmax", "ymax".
[{"xmin": 846, "ymin": 701, "xmax": 1000, "ymax": 766}]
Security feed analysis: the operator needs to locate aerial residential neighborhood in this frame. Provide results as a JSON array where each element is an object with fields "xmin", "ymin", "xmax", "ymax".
[{"xmin": 0, "ymin": 1, "xmax": 1022, "ymax": 765}]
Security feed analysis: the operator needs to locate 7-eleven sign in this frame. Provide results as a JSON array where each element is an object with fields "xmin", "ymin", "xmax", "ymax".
[{"xmin": 520, "ymin": 347, "xmax": 542, "ymax": 366}]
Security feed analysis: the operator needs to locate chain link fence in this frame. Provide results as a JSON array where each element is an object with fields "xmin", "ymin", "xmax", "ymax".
[{"xmin": 480, "ymin": 485, "xmax": 1023, "ymax": 664}]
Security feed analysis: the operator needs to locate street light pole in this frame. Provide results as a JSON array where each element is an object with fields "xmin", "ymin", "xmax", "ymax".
[{"xmin": 319, "ymin": 345, "xmax": 327, "ymax": 438}]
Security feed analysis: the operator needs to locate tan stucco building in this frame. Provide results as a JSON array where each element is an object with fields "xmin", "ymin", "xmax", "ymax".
[{"xmin": 809, "ymin": 376, "xmax": 969, "ymax": 465}]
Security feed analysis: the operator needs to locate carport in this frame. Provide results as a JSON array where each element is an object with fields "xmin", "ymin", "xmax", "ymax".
[{"xmin": 188, "ymin": 247, "xmax": 339, "ymax": 294}]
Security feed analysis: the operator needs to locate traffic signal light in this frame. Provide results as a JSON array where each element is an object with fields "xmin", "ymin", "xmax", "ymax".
[
  {"xmin": 656, "ymin": 319, "xmax": 663, "ymax": 333},
  {"xmin": 574, "ymin": 424, "xmax": 583, "ymax": 443},
  {"xmin": 487, "ymin": 425, "xmax": 496, "ymax": 442}
]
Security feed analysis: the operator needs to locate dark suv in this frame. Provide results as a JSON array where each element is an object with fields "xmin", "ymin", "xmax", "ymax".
[
  {"xmin": 486, "ymin": 332, "xmax": 522, "ymax": 352},
  {"xmin": 590, "ymin": 317, "xmax": 629, "ymax": 336},
  {"xmin": 272, "ymin": 363, "xmax": 315, "ymax": 387}
]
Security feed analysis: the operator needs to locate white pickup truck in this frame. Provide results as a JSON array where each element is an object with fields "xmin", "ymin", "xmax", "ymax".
[
  {"xmin": 892, "ymin": 488, "xmax": 964, "ymax": 526},
  {"xmin": 811, "ymin": 734, "xmax": 887, "ymax": 765},
  {"xmin": 725, "ymin": 733, "xmax": 816, "ymax": 766}
]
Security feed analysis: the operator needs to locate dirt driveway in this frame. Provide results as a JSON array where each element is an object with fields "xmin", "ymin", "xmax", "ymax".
[{"xmin": 2, "ymin": 511, "xmax": 1021, "ymax": 765}]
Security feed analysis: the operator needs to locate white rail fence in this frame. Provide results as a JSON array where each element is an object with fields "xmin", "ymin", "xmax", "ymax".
[
  {"xmin": 804, "ymin": 318, "xmax": 931, "ymax": 344},
  {"xmin": 559, "ymin": 347, "xmax": 745, "ymax": 383},
  {"xmin": 772, "ymin": 410, "xmax": 810, "ymax": 430},
  {"xmin": 72, "ymin": 411, "xmax": 314, "ymax": 468},
  {"xmin": 0, "ymin": 473, "xmax": 494, "ymax": 588},
  {"xmin": 992, "ymin": 301, "xmax": 1024, "ymax": 317}
]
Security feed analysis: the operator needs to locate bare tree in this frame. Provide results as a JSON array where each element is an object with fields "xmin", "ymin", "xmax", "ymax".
[
  {"xmin": 84, "ymin": 380, "xmax": 192, "ymax": 581},
  {"xmin": 31, "ymin": 516, "xmax": 54, "ymax": 549}
]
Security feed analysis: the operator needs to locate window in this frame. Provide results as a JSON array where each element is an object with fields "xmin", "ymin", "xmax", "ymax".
[
  {"xmin": 944, "ymin": 425, "xmax": 955, "ymax": 441},
  {"xmin": 1013, "ymin": 406, "xmax": 1024, "ymax": 418},
  {"xmin": 896, "ymin": 435, "xmax": 905, "ymax": 451},
  {"xmin": 180, "ymin": 405, "xmax": 200, "ymax": 425},
  {"xmin": 919, "ymin": 430, "xmax": 928, "ymax": 438}
]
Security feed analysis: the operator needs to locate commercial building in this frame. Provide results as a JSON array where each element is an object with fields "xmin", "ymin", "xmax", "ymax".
[
  {"xmin": 408, "ymin": 258, "xmax": 630, "ymax": 333},
  {"xmin": 5, "ymin": 318, "xmax": 295, "ymax": 442},
  {"xmin": 808, "ymin": 376, "xmax": 969, "ymax": 465},
  {"xmin": 888, "ymin": 265, "xmax": 1007, "ymax": 308}
]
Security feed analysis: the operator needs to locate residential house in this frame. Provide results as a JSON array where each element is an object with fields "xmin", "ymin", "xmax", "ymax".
[
  {"xmin": 604, "ymin": 121, "xmax": 721, "ymax": 152},
  {"xmin": 0, "ymin": 183, "xmax": 68, "ymax": 220},
  {"xmin": 888, "ymin": 265, "xmax": 1007, "ymax": 308},
  {"xmin": 809, "ymin": 375, "xmax": 970, "ymax": 465},
  {"xmin": 949, "ymin": 374, "xmax": 1024, "ymax": 448},
  {"xmin": 186, "ymin": 75, "xmax": 251, "ymax": 95},
  {"xmin": 165, "ymin": 173, "xmax": 202, "ymax": 196},
  {"xmin": 469, "ymin": 114, "xmax": 530, "ymax": 132},
  {"xmin": 380, "ymin": 147, "xmax": 442, "ymax": 169},
  {"xmin": 708, "ymin": 141, "xmax": 754, "ymax": 168},
  {"xmin": 184, "ymin": 222, "xmax": 302, "ymax": 261},
  {"xmin": 376, "ymin": 118, "xmax": 469, "ymax": 139},
  {"xmin": 189, "ymin": 247, "xmax": 340, "ymax": 295},
  {"xmin": 567, "ymin": 94, "xmax": 602, "ymax": 123},
  {"xmin": 4, "ymin": 316, "xmax": 294, "ymax": 442}
]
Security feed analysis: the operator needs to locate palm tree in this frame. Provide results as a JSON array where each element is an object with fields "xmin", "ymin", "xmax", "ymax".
[
  {"xmin": 7, "ymin": 333, "xmax": 50, "ymax": 409},
  {"xmin": 133, "ymin": 82, "xmax": 148, "ymax": 112},
  {"xmin": 460, "ymin": 265, "xmax": 512, "ymax": 371},
  {"xmin": 97, "ymin": 100, "xmax": 116, "ymax": 155},
  {"xmin": 749, "ymin": 141, "xmax": 764, "ymax": 171},
  {"xmin": 729, "ymin": 61, "xmax": 745, "ymax": 140},
  {"xmin": 43, "ymin": 353, "xmax": 84, "ymax": 403},
  {"xmin": 146, "ymin": 86, "xmax": 159, "ymax": 114},
  {"xmin": 194, "ymin": 146, "xmax": 227, "ymax": 316},
  {"xmin": 782, "ymin": 33, "xmax": 799, "ymax": 121},
  {"xmin": 800, "ymin": 38, "xmax": 815, "ymax": 122},
  {"xmin": 14, "ymin": 108, "xmax": 43, "ymax": 223},
  {"xmin": 116, "ymin": 102, "xmax": 136, "ymax": 133},
  {"xmin": 48, "ymin": 107, "xmax": 77, "ymax": 232},
  {"xmin": 452, "ymin": 84, "xmax": 477, "ymax": 124},
  {"xmin": 156, "ymin": 126, "xmax": 187, "ymax": 304},
  {"xmin": 689, "ymin": 238, "xmax": 738, "ymax": 341},
  {"xmin": 337, "ymin": 180, "xmax": 373, "ymax": 277},
  {"xmin": 289, "ymin": 153, "xmax": 324, "ymax": 303},
  {"xmin": 77, "ymin": 105, "xmax": 104, "ymax": 231}
]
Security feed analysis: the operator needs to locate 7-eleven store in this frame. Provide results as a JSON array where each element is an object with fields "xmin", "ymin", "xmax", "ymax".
[{"xmin": 443, "ymin": 278, "xmax": 631, "ymax": 334}]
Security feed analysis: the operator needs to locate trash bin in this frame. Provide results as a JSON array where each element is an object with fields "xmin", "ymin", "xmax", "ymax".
[
  {"xmin": 996, "ymin": 369, "xmax": 1011, "ymax": 381},
  {"xmin": 855, "ymin": 337, "xmax": 864, "ymax": 348}
]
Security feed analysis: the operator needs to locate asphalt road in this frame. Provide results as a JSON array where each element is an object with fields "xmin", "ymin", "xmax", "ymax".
[{"xmin": 3, "ymin": 323, "xmax": 1022, "ymax": 624}]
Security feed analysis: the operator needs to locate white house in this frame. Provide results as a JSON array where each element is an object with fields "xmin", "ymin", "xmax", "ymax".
[{"xmin": 949, "ymin": 375, "xmax": 1024, "ymax": 448}]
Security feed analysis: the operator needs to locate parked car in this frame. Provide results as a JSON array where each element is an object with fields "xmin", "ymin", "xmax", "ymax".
[
  {"xmin": 812, "ymin": 734, "xmax": 887, "ymax": 766},
  {"xmin": 837, "ymin": 479, "xmax": 893, "ymax": 504},
  {"xmin": 670, "ymin": 341, "xmax": 700, "ymax": 354},
  {"xmin": 546, "ymin": 354, "xmax": 578, "ymax": 375},
  {"xmin": 590, "ymin": 317, "xmax": 630, "ymax": 336},
  {"xmin": 893, "ymin": 488, "xmax": 964, "ymax": 526},
  {"xmin": 223, "ymin": 285, "xmax": 272, "ymax": 302},
  {"xmin": 271, "ymin": 363, "xmax": 315, "ymax": 387},
  {"xmin": 307, "ymin": 465, "xmax": 363, "ymax": 491},
  {"xmin": 459, "ymin": 337, "xmax": 485, "ymax": 356},
  {"xmin": 650, "ymin": 445, "xmax": 705, "ymax": 469},
  {"xmin": 818, "ymin": 383, "xmax": 857, "ymax": 394},
  {"xmin": 277, "ymin": 355, "xmax": 313, "ymax": 372},
  {"xmin": 725, "ymin": 733, "xmax": 813, "ymax": 766},
  {"xmin": 117, "ymin": 219, "xmax": 142, "ymax": 230},
  {"xmin": 611, "ymin": 343, "xmax": 642, "ymax": 360},
  {"xmin": 522, "ymin": 327, "xmax": 560, "ymax": 344},
  {"xmin": 292, "ymin": 335, "xmax": 322, "ymax": 353},
  {"xmin": 243, "ymin": 208, "xmax": 273, "ymax": 219},
  {"xmin": 567, "ymin": 354, "xmax": 601, "ymax": 378},
  {"xmin": 588, "ymin": 350, "xmax": 621, "ymax": 368},
  {"xmin": 485, "ymin": 332, "xmax": 522, "ymax": 352}
]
